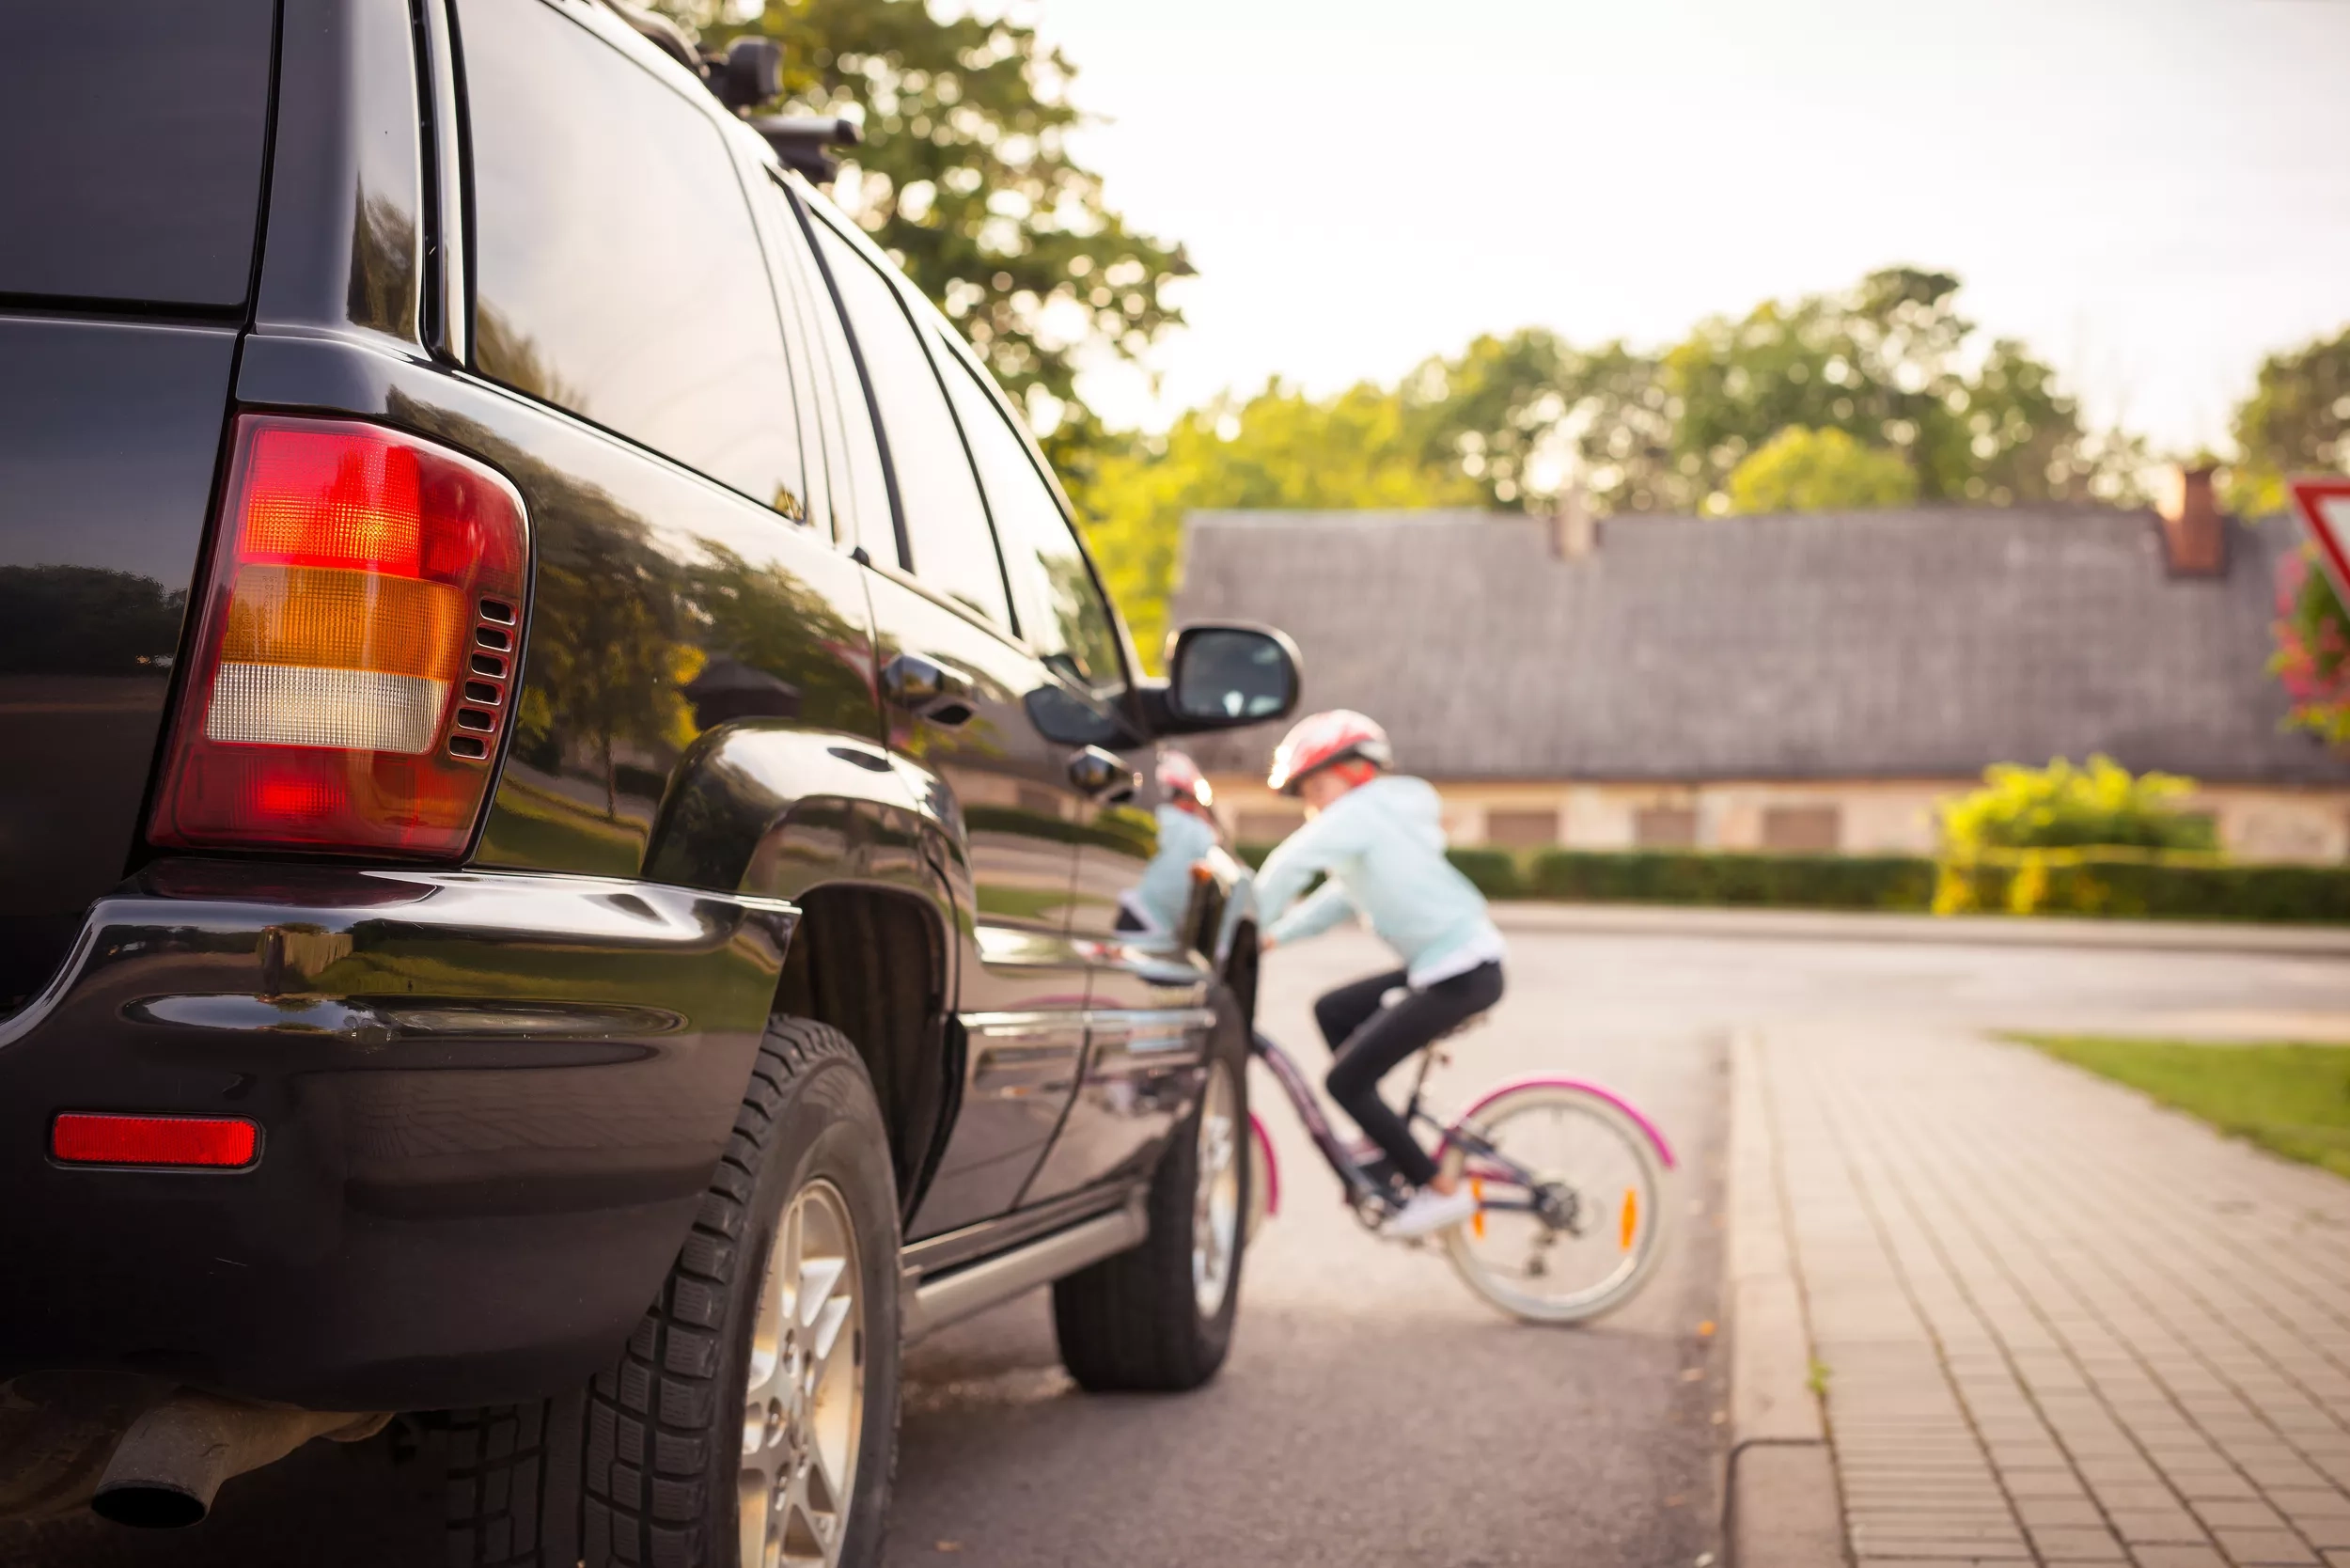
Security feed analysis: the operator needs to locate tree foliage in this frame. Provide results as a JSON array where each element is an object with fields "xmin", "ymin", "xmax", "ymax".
[
  {"xmin": 2228, "ymin": 323, "xmax": 2350, "ymax": 516},
  {"xmin": 1074, "ymin": 381, "xmax": 1478, "ymax": 664},
  {"xmin": 1726, "ymin": 426, "xmax": 1919, "ymax": 514},
  {"xmin": 1409, "ymin": 269, "xmax": 2147, "ymax": 518},
  {"xmin": 670, "ymin": 0, "xmax": 1189, "ymax": 465}
]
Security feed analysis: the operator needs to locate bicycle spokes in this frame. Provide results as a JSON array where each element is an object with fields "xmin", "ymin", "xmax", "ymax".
[{"xmin": 1441, "ymin": 1084, "xmax": 1668, "ymax": 1323}]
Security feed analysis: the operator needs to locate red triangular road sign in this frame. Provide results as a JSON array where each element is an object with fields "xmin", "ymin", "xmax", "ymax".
[{"xmin": 2290, "ymin": 477, "xmax": 2350, "ymax": 602}]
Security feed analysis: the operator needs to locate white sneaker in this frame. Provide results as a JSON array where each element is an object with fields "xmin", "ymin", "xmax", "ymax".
[{"xmin": 1386, "ymin": 1185, "xmax": 1479, "ymax": 1239}]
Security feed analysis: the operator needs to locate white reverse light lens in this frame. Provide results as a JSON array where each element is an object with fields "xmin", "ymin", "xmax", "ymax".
[{"xmin": 204, "ymin": 664, "xmax": 447, "ymax": 754}]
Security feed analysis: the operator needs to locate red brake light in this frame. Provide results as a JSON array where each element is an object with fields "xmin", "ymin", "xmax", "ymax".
[
  {"xmin": 53, "ymin": 1113, "xmax": 260, "ymax": 1168},
  {"xmin": 149, "ymin": 415, "xmax": 529, "ymax": 857}
]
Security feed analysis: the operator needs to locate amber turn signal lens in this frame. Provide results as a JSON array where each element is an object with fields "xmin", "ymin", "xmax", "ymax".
[{"xmin": 149, "ymin": 416, "xmax": 529, "ymax": 858}]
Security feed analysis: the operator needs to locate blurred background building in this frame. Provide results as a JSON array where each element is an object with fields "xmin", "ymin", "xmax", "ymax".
[{"xmin": 1172, "ymin": 472, "xmax": 2350, "ymax": 862}]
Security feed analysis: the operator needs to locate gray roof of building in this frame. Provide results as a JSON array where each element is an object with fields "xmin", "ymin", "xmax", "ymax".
[{"xmin": 1167, "ymin": 506, "xmax": 2350, "ymax": 786}]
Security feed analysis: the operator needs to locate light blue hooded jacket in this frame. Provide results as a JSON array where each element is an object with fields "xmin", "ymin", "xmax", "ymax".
[{"xmin": 1255, "ymin": 775, "xmax": 1505, "ymax": 986}]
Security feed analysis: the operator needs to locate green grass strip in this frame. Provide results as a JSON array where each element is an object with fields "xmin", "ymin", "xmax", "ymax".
[{"xmin": 2015, "ymin": 1034, "xmax": 2350, "ymax": 1183}]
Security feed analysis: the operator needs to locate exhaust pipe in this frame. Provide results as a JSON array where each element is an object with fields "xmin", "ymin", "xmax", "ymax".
[{"xmin": 90, "ymin": 1393, "xmax": 387, "ymax": 1529}]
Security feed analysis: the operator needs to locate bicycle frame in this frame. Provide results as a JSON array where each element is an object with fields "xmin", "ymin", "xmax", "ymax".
[{"xmin": 1248, "ymin": 1029, "xmax": 1552, "ymax": 1216}]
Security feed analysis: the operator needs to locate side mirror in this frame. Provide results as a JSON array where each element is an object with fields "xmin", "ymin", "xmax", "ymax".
[{"xmin": 1159, "ymin": 623, "xmax": 1301, "ymax": 733}]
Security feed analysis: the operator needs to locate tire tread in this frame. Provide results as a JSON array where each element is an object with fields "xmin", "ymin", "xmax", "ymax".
[{"xmin": 447, "ymin": 1019, "xmax": 873, "ymax": 1567}]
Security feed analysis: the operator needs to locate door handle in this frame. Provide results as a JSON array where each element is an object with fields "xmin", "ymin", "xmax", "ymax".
[
  {"xmin": 881, "ymin": 652, "xmax": 975, "ymax": 725},
  {"xmin": 1068, "ymin": 746, "xmax": 1139, "ymax": 800}
]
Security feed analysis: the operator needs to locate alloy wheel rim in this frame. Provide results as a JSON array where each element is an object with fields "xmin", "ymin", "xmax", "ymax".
[
  {"xmin": 740, "ymin": 1179, "xmax": 863, "ymax": 1568},
  {"xmin": 1192, "ymin": 1059, "xmax": 1241, "ymax": 1318}
]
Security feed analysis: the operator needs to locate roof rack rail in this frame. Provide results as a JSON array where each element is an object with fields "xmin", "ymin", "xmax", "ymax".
[
  {"xmin": 751, "ymin": 117, "xmax": 861, "ymax": 183},
  {"xmin": 597, "ymin": 3, "xmax": 855, "ymax": 182}
]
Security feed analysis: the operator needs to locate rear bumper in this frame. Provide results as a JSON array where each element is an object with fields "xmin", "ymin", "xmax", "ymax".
[{"xmin": 0, "ymin": 860, "xmax": 791, "ymax": 1410}]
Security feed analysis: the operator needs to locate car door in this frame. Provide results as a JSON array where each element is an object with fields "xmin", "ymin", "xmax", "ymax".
[
  {"xmin": 926, "ymin": 332, "xmax": 1218, "ymax": 1206},
  {"xmin": 791, "ymin": 196, "xmax": 1093, "ymax": 1237},
  {"xmin": 453, "ymin": 0, "xmax": 887, "ymax": 891}
]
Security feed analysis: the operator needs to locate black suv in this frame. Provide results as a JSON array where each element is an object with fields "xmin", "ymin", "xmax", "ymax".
[{"xmin": 0, "ymin": 3, "xmax": 1296, "ymax": 1561}]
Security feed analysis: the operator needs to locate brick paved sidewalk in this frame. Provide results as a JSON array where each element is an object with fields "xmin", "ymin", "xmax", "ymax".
[{"xmin": 1752, "ymin": 1025, "xmax": 2350, "ymax": 1567}]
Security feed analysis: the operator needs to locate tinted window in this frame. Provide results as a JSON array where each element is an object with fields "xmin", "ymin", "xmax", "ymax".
[
  {"xmin": 937, "ymin": 347, "xmax": 1125, "ymax": 693},
  {"xmin": 809, "ymin": 220, "xmax": 1012, "ymax": 629},
  {"xmin": 770, "ymin": 186, "xmax": 891, "ymax": 549},
  {"xmin": 0, "ymin": 0, "xmax": 274, "ymax": 306},
  {"xmin": 750, "ymin": 181, "xmax": 836, "ymax": 540},
  {"xmin": 463, "ymin": 0, "xmax": 805, "ymax": 516}
]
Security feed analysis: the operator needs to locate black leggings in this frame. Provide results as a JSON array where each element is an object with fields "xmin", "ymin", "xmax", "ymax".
[{"xmin": 1313, "ymin": 962, "xmax": 1505, "ymax": 1187}]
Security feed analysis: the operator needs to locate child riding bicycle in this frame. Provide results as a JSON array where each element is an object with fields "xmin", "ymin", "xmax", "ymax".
[{"xmin": 1254, "ymin": 710, "xmax": 1506, "ymax": 1238}]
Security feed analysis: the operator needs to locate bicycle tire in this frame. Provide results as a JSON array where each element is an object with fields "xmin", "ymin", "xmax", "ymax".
[{"xmin": 1437, "ymin": 1082, "xmax": 1670, "ymax": 1325}]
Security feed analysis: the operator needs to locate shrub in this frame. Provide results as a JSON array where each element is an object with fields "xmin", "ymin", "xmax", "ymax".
[
  {"xmin": 1940, "ymin": 755, "xmax": 2217, "ymax": 855},
  {"xmin": 2270, "ymin": 543, "xmax": 2350, "ymax": 745},
  {"xmin": 1937, "ymin": 853, "xmax": 2350, "ymax": 923}
]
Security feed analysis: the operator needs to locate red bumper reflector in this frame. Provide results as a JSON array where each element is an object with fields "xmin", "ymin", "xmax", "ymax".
[{"xmin": 52, "ymin": 1114, "xmax": 259, "ymax": 1168}]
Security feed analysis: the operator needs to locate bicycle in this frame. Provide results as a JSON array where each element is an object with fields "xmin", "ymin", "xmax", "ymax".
[{"xmin": 1243, "ymin": 1015, "xmax": 1676, "ymax": 1324}]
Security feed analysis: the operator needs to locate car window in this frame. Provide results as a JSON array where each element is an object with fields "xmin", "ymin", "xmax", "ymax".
[
  {"xmin": 807, "ymin": 218, "xmax": 1013, "ymax": 630},
  {"xmin": 0, "ymin": 0, "xmax": 274, "ymax": 307},
  {"xmin": 767, "ymin": 183, "xmax": 891, "ymax": 552},
  {"xmin": 461, "ymin": 0, "xmax": 806, "ymax": 519},
  {"xmin": 747, "ymin": 180, "xmax": 835, "ymax": 542},
  {"xmin": 935, "ymin": 344, "xmax": 1125, "ymax": 696}
]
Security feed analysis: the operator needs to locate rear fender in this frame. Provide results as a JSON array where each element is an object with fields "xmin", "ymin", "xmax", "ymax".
[
  {"xmin": 645, "ymin": 725, "xmax": 954, "ymax": 932},
  {"xmin": 1248, "ymin": 1111, "xmax": 1279, "ymax": 1232},
  {"xmin": 1442, "ymin": 1077, "xmax": 1677, "ymax": 1170}
]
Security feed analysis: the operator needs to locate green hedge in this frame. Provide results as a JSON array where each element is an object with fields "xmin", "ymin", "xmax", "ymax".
[
  {"xmin": 1938, "ymin": 856, "xmax": 2350, "ymax": 924},
  {"xmin": 1231, "ymin": 842, "xmax": 2350, "ymax": 924},
  {"xmin": 1234, "ymin": 844, "xmax": 1927, "ymax": 907},
  {"xmin": 1525, "ymin": 849, "xmax": 1935, "ymax": 910}
]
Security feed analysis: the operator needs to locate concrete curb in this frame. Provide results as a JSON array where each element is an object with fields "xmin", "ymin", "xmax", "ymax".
[
  {"xmin": 1496, "ymin": 900, "xmax": 2350, "ymax": 959},
  {"xmin": 1725, "ymin": 1029, "xmax": 1847, "ymax": 1567}
]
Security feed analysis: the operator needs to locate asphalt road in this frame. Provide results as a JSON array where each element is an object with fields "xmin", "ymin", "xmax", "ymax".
[
  {"xmin": 880, "ymin": 924, "xmax": 1732, "ymax": 1568},
  {"xmin": 24, "ymin": 911, "xmax": 2347, "ymax": 1567}
]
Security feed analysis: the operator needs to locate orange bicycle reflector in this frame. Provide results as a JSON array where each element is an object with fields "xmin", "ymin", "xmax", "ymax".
[
  {"xmin": 1620, "ymin": 1186, "xmax": 1640, "ymax": 1251},
  {"xmin": 1469, "ymin": 1178, "xmax": 1486, "ymax": 1240},
  {"xmin": 52, "ymin": 1113, "xmax": 259, "ymax": 1168},
  {"xmin": 149, "ymin": 416, "xmax": 528, "ymax": 857}
]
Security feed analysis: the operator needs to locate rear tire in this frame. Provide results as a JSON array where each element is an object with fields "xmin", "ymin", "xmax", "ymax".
[
  {"xmin": 1052, "ymin": 991, "xmax": 1249, "ymax": 1393},
  {"xmin": 1439, "ymin": 1082, "xmax": 1669, "ymax": 1325},
  {"xmin": 447, "ymin": 1017, "xmax": 901, "ymax": 1568}
]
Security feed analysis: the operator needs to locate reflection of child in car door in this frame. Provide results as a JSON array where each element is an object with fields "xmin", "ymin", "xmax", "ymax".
[{"xmin": 1117, "ymin": 750, "xmax": 1221, "ymax": 936}]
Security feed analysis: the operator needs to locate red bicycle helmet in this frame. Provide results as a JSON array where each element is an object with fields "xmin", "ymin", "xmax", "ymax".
[
  {"xmin": 1266, "ymin": 709, "xmax": 1393, "ymax": 796},
  {"xmin": 1156, "ymin": 748, "xmax": 1214, "ymax": 812}
]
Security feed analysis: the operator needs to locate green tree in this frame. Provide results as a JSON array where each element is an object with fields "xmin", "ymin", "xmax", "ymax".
[
  {"xmin": 1075, "ymin": 381, "xmax": 1476, "ymax": 664},
  {"xmin": 1410, "ymin": 269, "xmax": 2147, "ymax": 517},
  {"xmin": 2228, "ymin": 323, "xmax": 2350, "ymax": 516},
  {"xmin": 1726, "ymin": 426, "xmax": 1919, "ymax": 514},
  {"xmin": 670, "ymin": 0, "xmax": 1189, "ymax": 465}
]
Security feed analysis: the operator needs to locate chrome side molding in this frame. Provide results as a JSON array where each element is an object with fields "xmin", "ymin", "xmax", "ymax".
[{"xmin": 901, "ymin": 1195, "xmax": 1148, "ymax": 1341}]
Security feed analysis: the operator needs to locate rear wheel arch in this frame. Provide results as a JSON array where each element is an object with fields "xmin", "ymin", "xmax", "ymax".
[{"xmin": 771, "ymin": 881, "xmax": 956, "ymax": 1221}]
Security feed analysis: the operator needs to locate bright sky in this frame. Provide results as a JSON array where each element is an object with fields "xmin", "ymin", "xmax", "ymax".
[{"xmin": 1030, "ymin": 0, "xmax": 2350, "ymax": 452}]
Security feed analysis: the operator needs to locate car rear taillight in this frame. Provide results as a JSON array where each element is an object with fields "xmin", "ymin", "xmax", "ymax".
[{"xmin": 149, "ymin": 415, "xmax": 528, "ymax": 857}]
